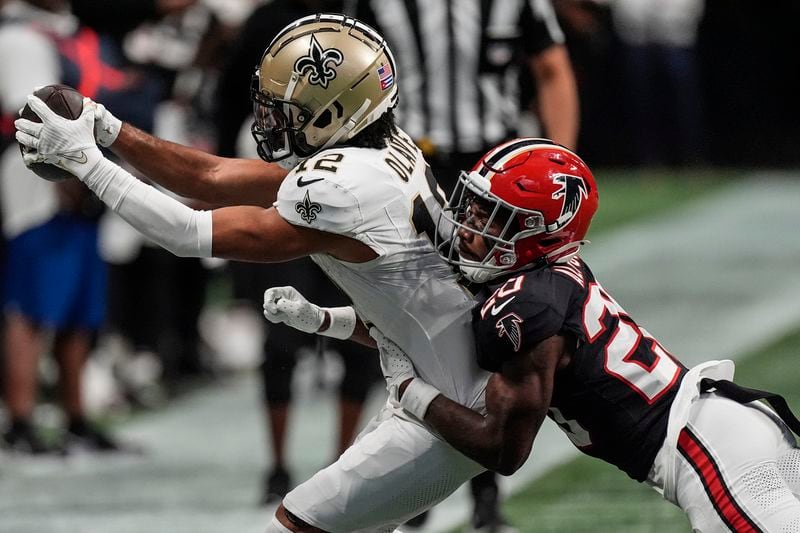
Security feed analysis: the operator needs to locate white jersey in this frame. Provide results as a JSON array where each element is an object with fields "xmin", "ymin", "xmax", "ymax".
[{"xmin": 276, "ymin": 128, "xmax": 488, "ymax": 408}]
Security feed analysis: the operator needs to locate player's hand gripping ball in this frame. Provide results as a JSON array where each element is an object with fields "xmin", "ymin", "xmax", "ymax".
[{"xmin": 18, "ymin": 84, "xmax": 84, "ymax": 182}]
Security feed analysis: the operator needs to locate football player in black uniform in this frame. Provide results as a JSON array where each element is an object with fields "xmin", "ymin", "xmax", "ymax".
[{"xmin": 271, "ymin": 138, "xmax": 800, "ymax": 532}]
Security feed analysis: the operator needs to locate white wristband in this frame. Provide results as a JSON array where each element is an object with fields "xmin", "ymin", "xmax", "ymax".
[
  {"xmin": 319, "ymin": 306, "xmax": 356, "ymax": 339},
  {"xmin": 95, "ymin": 102, "xmax": 122, "ymax": 147},
  {"xmin": 400, "ymin": 378, "xmax": 441, "ymax": 420}
]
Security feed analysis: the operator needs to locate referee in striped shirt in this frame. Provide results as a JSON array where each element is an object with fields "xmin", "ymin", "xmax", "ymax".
[
  {"xmin": 346, "ymin": 1, "xmax": 579, "ymax": 530},
  {"xmin": 347, "ymin": 0, "xmax": 578, "ymax": 195}
]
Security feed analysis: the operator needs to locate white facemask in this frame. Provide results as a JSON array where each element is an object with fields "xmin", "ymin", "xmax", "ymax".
[{"xmin": 458, "ymin": 255, "xmax": 503, "ymax": 284}]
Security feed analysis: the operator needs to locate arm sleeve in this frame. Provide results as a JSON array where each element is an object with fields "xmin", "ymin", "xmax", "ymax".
[
  {"xmin": 275, "ymin": 174, "xmax": 364, "ymax": 235},
  {"xmin": 82, "ymin": 157, "xmax": 213, "ymax": 257},
  {"xmin": 520, "ymin": 0, "xmax": 565, "ymax": 55}
]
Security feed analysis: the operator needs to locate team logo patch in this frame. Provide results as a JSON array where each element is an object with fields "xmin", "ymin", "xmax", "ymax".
[
  {"xmin": 295, "ymin": 190, "xmax": 322, "ymax": 223},
  {"xmin": 377, "ymin": 63, "xmax": 394, "ymax": 91},
  {"xmin": 546, "ymin": 174, "xmax": 589, "ymax": 233},
  {"xmin": 294, "ymin": 35, "xmax": 344, "ymax": 89},
  {"xmin": 496, "ymin": 313, "xmax": 523, "ymax": 352}
]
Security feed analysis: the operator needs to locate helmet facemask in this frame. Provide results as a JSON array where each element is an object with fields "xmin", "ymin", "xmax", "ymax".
[
  {"xmin": 436, "ymin": 171, "xmax": 548, "ymax": 283},
  {"xmin": 250, "ymin": 72, "xmax": 315, "ymax": 168}
]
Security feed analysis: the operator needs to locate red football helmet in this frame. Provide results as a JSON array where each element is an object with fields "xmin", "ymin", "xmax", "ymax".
[{"xmin": 435, "ymin": 138, "xmax": 599, "ymax": 282}]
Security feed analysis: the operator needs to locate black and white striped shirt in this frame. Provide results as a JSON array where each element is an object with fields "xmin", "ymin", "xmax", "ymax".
[{"xmin": 348, "ymin": 0, "xmax": 564, "ymax": 154}]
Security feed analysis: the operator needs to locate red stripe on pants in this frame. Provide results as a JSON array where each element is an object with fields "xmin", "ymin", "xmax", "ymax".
[{"xmin": 677, "ymin": 428, "xmax": 762, "ymax": 533}]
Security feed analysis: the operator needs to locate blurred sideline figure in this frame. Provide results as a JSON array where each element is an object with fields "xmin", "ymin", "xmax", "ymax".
[
  {"xmin": 15, "ymin": 13, "xmax": 498, "ymax": 531},
  {"xmin": 280, "ymin": 138, "xmax": 800, "ymax": 533},
  {"xmin": 214, "ymin": 0, "xmax": 381, "ymax": 504},
  {"xmin": 346, "ymin": 0, "xmax": 579, "ymax": 529},
  {"xmin": 348, "ymin": 0, "xmax": 579, "ymax": 194},
  {"xmin": 609, "ymin": 0, "xmax": 706, "ymax": 166},
  {"xmin": 0, "ymin": 0, "xmax": 115, "ymax": 453}
]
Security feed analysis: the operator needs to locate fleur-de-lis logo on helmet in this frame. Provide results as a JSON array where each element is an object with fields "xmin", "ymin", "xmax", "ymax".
[
  {"xmin": 294, "ymin": 34, "xmax": 344, "ymax": 89},
  {"xmin": 295, "ymin": 190, "xmax": 322, "ymax": 224}
]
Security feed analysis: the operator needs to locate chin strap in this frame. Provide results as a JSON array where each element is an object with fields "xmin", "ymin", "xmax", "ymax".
[{"xmin": 319, "ymin": 99, "xmax": 372, "ymax": 152}]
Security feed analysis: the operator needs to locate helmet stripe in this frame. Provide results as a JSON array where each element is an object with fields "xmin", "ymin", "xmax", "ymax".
[{"xmin": 479, "ymin": 138, "xmax": 555, "ymax": 176}]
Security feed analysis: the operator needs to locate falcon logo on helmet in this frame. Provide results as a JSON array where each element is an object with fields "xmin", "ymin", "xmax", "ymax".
[
  {"xmin": 547, "ymin": 174, "xmax": 589, "ymax": 233},
  {"xmin": 294, "ymin": 35, "xmax": 344, "ymax": 89}
]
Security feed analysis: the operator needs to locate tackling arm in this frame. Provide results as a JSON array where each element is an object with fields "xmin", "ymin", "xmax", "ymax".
[
  {"xmin": 411, "ymin": 335, "xmax": 565, "ymax": 475},
  {"xmin": 109, "ymin": 122, "xmax": 288, "ymax": 208}
]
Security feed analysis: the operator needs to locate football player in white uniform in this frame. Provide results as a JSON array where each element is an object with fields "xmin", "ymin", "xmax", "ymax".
[{"xmin": 15, "ymin": 13, "xmax": 491, "ymax": 533}]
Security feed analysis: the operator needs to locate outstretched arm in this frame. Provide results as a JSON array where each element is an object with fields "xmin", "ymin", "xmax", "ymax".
[
  {"xmin": 109, "ymin": 122, "xmax": 288, "ymax": 208},
  {"xmin": 15, "ymin": 96, "xmax": 373, "ymax": 264}
]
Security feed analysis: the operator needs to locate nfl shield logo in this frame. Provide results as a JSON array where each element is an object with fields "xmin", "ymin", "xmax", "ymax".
[{"xmin": 377, "ymin": 63, "xmax": 394, "ymax": 90}]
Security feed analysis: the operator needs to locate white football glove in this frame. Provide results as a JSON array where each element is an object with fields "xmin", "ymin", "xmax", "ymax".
[
  {"xmin": 263, "ymin": 286, "xmax": 357, "ymax": 339},
  {"xmin": 92, "ymin": 99, "xmax": 122, "ymax": 147},
  {"xmin": 369, "ymin": 326, "xmax": 416, "ymax": 405},
  {"xmin": 15, "ymin": 95, "xmax": 103, "ymax": 180},
  {"xmin": 263, "ymin": 286, "xmax": 325, "ymax": 334},
  {"xmin": 369, "ymin": 326, "xmax": 440, "ymax": 419}
]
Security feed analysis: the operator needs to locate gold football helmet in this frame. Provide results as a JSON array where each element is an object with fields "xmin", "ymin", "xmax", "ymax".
[{"xmin": 251, "ymin": 13, "xmax": 398, "ymax": 167}]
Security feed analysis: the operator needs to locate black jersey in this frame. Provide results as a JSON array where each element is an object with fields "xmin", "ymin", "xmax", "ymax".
[{"xmin": 473, "ymin": 257, "xmax": 688, "ymax": 481}]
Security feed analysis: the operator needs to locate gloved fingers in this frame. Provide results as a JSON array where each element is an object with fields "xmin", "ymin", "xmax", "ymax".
[
  {"xmin": 77, "ymin": 103, "xmax": 96, "ymax": 130},
  {"xmin": 14, "ymin": 118, "xmax": 42, "ymax": 137},
  {"xmin": 15, "ymin": 130, "xmax": 39, "ymax": 150},
  {"xmin": 78, "ymin": 101, "xmax": 95, "ymax": 120},
  {"xmin": 263, "ymin": 287, "xmax": 285, "ymax": 310},
  {"xmin": 368, "ymin": 326, "xmax": 385, "ymax": 343},
  {"xmin": 264, "ymin": 286, "xmax": 299, "ymax": 306},
  {"xmin": 26, "ymin": 94, "xmax": 58, "ymax": 122},
  {"xmin": 21, "ymin": 149, "xmax": 45, "ymax": 166},
  {"xmin": 263, "ymin": 306, "xmax": 288, "ymax": 324}
]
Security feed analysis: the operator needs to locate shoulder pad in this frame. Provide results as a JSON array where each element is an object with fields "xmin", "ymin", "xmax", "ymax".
[
  {"xmin": 276, "ymin": 173, "xmax": 363, "ymax": 233},
  {"xmin": 473, "ymin": 271, "xmax": 574, "ymax": 371}
]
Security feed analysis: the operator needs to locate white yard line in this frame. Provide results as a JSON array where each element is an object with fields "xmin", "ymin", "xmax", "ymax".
[{"xmin": 2, "ymin": 175, "xmax": 799, "ymax": 533}]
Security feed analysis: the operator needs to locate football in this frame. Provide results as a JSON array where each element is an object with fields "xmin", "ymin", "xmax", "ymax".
[{"xmin": 18, "ymin": 84, "xmax": 84, "ymax": 182}]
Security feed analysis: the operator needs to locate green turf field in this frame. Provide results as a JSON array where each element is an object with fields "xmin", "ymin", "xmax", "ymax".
[
  {"xmin": 589, "ymin": 168, "xmax": 736, "ymax": 235},
  {"xmin": 502, "ymin": 309, "xmax": 800, "ymax": 533}
]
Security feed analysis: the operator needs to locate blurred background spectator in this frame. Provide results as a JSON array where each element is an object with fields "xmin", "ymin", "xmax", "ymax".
[
  {"xmin": 554, "ymin": 0, "xmax": 800, "ymax": 166},
  {"xmin": 0, "ymin": 0, "xmax": 133, "ymax": 454}
]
